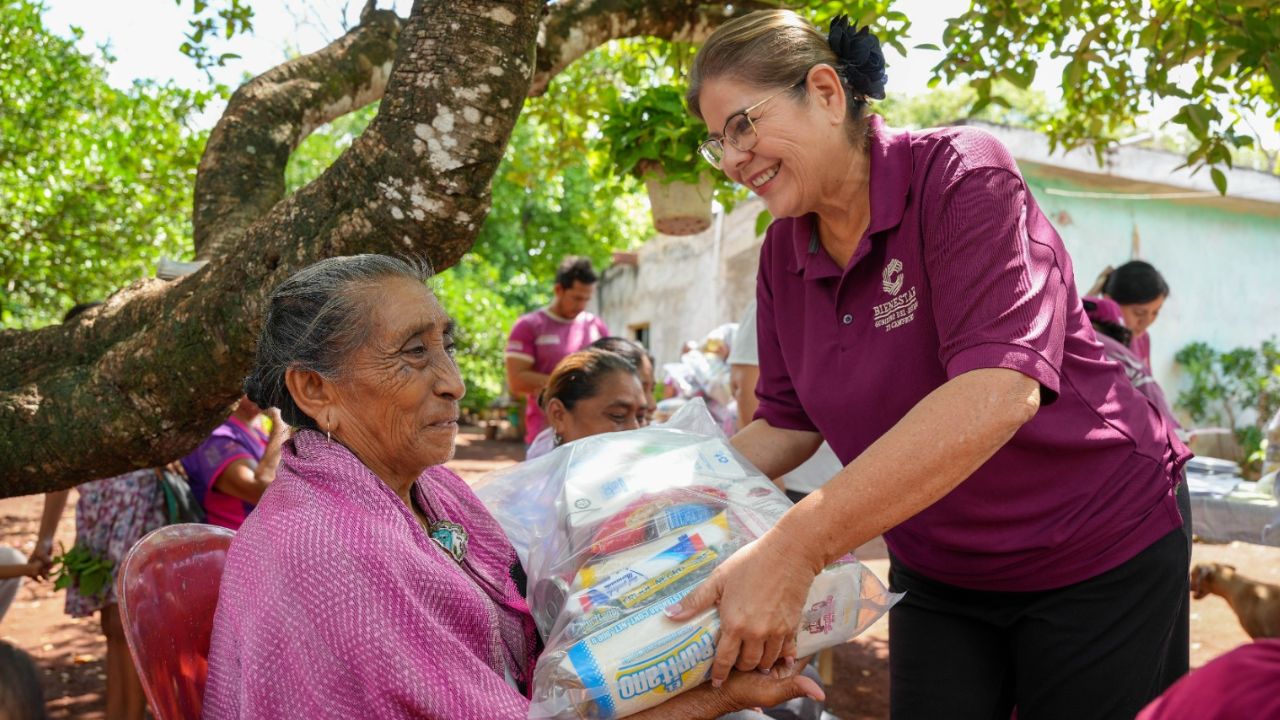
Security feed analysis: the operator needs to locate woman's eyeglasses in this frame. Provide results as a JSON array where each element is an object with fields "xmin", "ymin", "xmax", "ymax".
[{"xmin": 698, "ymin": 81, "xmax": 804, "ymax": 169}]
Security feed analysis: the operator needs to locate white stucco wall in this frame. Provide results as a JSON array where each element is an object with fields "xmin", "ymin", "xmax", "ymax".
[
  {"xmin": 1026, "ymin": 171, "xmax": 1280, "ymax": 418},
  {"xmin": 598, "ymin": 199, "xmax": 765, "ymax": 367}
]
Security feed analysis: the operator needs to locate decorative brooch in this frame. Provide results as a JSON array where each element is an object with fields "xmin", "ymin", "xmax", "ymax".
[{"xmin": 428, "ymin": 519, "xmax": 469, "ymax": 564}]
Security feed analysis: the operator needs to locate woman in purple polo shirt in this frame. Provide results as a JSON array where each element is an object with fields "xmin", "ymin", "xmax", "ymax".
[{"xmin": 668, "ymin": 10, "xmax": 1192, "ymax": 719}]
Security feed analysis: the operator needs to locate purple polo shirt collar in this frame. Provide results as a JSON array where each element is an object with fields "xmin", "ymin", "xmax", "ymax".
[{"xmin": 791, "ymin": 115, "xmax": 912, "ymax": 280}]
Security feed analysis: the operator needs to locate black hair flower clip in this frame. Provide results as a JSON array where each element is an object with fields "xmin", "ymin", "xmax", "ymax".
[{"xmin": 827, "ymin": 14, "xmax": 888, "ymax": 100}]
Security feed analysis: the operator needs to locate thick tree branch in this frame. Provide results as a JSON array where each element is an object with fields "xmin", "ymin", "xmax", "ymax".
[
  {"xmin": 0, "ymin": 0, "xmax": 542, "ymax": 496},
  {"xmin": 193, "ymin": 9, "xmax": 403, "ymax": 261},
  {"xmin": 190, "ymin": 0, "xmax": 766, "ymax": 259},
  {"xmin": 0, "ymin": 0, "xmax": 763, "ymax": 497},
  {"xmin": 0, "ymin": 10, "xmax": 404, "ymax": 391},
  {"xmin": 531, "ymin": 0, "xmax": 772, "ymax": 96}
]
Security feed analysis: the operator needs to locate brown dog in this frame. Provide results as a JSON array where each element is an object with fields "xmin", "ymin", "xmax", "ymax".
[{"xmin": 1190, "ymin": 562, "xmax": 1280, "ymax": 639}]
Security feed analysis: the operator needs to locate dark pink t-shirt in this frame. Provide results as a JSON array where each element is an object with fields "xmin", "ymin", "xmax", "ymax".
[
  {"xmin": 505, "ymin": 308, "xmax": 609, "ymax": 444},
  {"xmin": 1137, "ymin": 639, "xmax": 1280, "ymax": 720},
  {"xmin": 754, "ymin": 115, "xmax": 1189, "ymax": 591}
]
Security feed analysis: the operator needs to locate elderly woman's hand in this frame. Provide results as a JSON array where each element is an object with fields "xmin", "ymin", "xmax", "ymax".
[
  {"xmin": 713, "ymin": 659, "xmax": 823, "ymax": 713},
  {"xmin": 629, "ymin": 658, "xmax": 823, "ymax": 720},
  {"xmin": 666, "ymin": 530, "xmax": 823, "ymax": 686}
]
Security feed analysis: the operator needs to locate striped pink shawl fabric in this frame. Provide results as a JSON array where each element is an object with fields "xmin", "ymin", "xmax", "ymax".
[{"xmin": 203, "ymin": 430, "xmax": 539, "ymax": 719}]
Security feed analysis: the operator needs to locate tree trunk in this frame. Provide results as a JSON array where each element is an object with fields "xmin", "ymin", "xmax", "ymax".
[{"xmin": 0, "ymin": 0, "xmax": 759, "ymax": 497}]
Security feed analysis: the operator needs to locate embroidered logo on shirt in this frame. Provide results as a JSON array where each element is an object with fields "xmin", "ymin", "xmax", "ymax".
[
  {"xmin": 874, "ymin": 258, "xmax": 918, "ymax": 332},
  {"xmin": 881, "ymin": 258, "xmax": 904, "ymax": 295},
  {"xmin": 535, "ymin": 334, "xmax": 562, "ymax": 345}
]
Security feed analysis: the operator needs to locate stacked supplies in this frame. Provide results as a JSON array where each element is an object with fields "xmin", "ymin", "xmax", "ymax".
[{"xmin": 475, "ymin": 400, "xmax": 899, "ymax": 719}]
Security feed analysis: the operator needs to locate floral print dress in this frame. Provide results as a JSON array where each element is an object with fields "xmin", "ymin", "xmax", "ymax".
[{"xmin": 65, "ymin": 468, "xmax": 167, "ymax": 617}]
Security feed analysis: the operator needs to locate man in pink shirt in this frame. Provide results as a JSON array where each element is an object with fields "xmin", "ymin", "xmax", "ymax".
[{"xmin": 505, "ymin": 257, "xmax": 609, "ymax": 445}]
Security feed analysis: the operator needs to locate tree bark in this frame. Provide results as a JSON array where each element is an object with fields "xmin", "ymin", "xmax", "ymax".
[
  {"xmin": 0, "ymin": 0, "xmax": 542, "ymax": 496},
  {"xmin": 530, "ymin": 0, "xmax": 770, "ymax": 96},
  {"xmin": 0, "ymin": 0, "xmax": 755, "ymax": 497},
  {"xmin": 193, "ymin": 9, "xmax": 403, "ymax": 262}
]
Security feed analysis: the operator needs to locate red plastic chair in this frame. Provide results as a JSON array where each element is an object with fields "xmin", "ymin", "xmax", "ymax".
[{"xmin": 117, "ymin": 523, "xmax": 235, "ymax": 720}]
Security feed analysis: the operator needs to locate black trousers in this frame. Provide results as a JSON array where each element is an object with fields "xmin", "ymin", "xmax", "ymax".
[{"xmin": 888, "ymin": 483, "xmax": 1191, "ymax": 720}]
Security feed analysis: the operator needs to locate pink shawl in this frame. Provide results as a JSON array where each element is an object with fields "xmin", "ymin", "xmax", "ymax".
[{"xmin": 203, "ymin": 430, "xmax": 540, "ymax": 719}]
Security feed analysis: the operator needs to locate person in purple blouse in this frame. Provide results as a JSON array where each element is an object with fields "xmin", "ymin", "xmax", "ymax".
[
  {"xmin": 669, "ymin": 10, "xmax": 1192, "ymax": 719},
  {"xmin": 180, "ymin": 395, "xmax": 285, "ymax": 531}
]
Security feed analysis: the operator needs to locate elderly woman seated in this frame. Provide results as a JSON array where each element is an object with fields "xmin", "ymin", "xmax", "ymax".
[{"xmin": 203, "ymin": 255, "xmax": 820, "ymax": 719}]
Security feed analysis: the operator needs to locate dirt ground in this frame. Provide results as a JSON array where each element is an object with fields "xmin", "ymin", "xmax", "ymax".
[{"xmin": 3, "ymin": 428, "xmax": 1276, "ymax": 719}]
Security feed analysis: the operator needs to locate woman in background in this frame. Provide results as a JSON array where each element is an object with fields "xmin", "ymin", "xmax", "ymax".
[
  {"xmin": 1099, "ymin": 260, "xmax": 1170, "ymax": 368},
  {"xmin": 524, "ymin": 340, "xmax": 654, "ymax": 460},
  {"xmin": 1082, "ymin": 295, "xmax": 1178, "ymax": 426},
  {"xmin": 180, "ymin": 396, "xmax": 285, "ymax": 531},
  {"xmin": 537, "ymin": 349, "xmax": 649, "ymax": 453}
]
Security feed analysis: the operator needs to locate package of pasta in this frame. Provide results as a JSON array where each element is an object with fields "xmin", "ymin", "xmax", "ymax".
[{"xmin": 474, "ymin": 399, "xmax": 900, "ymax": 720}]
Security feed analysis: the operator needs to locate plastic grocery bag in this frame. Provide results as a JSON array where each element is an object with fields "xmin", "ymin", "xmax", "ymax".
[{"xmin": 474, "ymin": 400, "xmax": 900, "ymax": 719}]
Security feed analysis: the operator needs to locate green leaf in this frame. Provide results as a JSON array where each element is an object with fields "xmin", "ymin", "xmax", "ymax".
[
  {"xmin": 1064, "ymin": 60, "xmax": 1083, "ymax": 88},
  {"xmin": 1174, "ymin": 103, "xmax": 1213, "ymax": 137},
  {"xmin": 755, "ymin": 209, "xmax": 773, "ymax": 237},
  {"xmin": 1210, "ymin": 167, "xmax": 1227, "ymax": 195},
  {"xmin": 1211, "ymin": 47, "xmax": 1245, "ymax": 76}
]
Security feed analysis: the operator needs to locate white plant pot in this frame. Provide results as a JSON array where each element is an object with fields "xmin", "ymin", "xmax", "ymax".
[{"xmin": 642, "ymin": 167, "xmax": 714, "ymax": 236}]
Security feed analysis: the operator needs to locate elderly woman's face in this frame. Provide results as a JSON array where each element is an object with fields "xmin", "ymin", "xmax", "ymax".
[
  {"xmin": 698, "ymin": 75, "xmax": 839, "ymax": 220},
  {"xmin": 552, "ymin": 370, "xmax": 648, "ymax": 444},
  {"xmin": 333, "ymin": 277, "xmax": 464, "ymax": 477}
]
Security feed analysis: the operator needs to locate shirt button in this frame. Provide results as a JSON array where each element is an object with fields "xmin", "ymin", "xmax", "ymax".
[{"xmin": 841, "ymin": 313, "xmax": 853, "ymax": 325}]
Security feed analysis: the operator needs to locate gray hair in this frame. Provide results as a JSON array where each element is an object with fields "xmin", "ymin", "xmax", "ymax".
[{"xmin": 243, "ymin": 254, "xmax": 433, "ymax": 430}]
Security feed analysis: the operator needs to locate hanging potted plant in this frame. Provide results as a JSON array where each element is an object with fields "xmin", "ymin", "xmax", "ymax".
[{"xmin": 598, "ymin": 85, "xmax": 720, "ymax": 236}]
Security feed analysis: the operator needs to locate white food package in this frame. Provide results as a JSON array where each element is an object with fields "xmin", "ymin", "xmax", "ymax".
[{"xmin": 475, "ymin": 400, "xmax": 900, "ymax": 719}]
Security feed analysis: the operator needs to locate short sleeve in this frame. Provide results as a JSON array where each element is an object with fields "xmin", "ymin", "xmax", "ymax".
[
  {"xmin": 753, "ymin": 237, "xmax": 819, "ymax": 432},
  {"xmin": 594, "ymin": 316, "xmax": 611, "ymax": 338},
  {"xmin": 505, "ymin": 316, "xmax": 536, "ymax": 362},
  {"xmin": 924, "ymin": 167, "xmax": 1067, "ymax": 403},
  {"xmin": 727, "ymin": 300, "xmax": 759, "ymax": 366},
  {"xmin": 183, "ymin": 436, "xmax": 252, "ymax": 497}
]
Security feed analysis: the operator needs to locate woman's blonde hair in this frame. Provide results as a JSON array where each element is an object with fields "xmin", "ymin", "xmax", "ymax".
[{"xmin": 687, "ymin": 9, "xmax": 875, "ymax": 141}]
